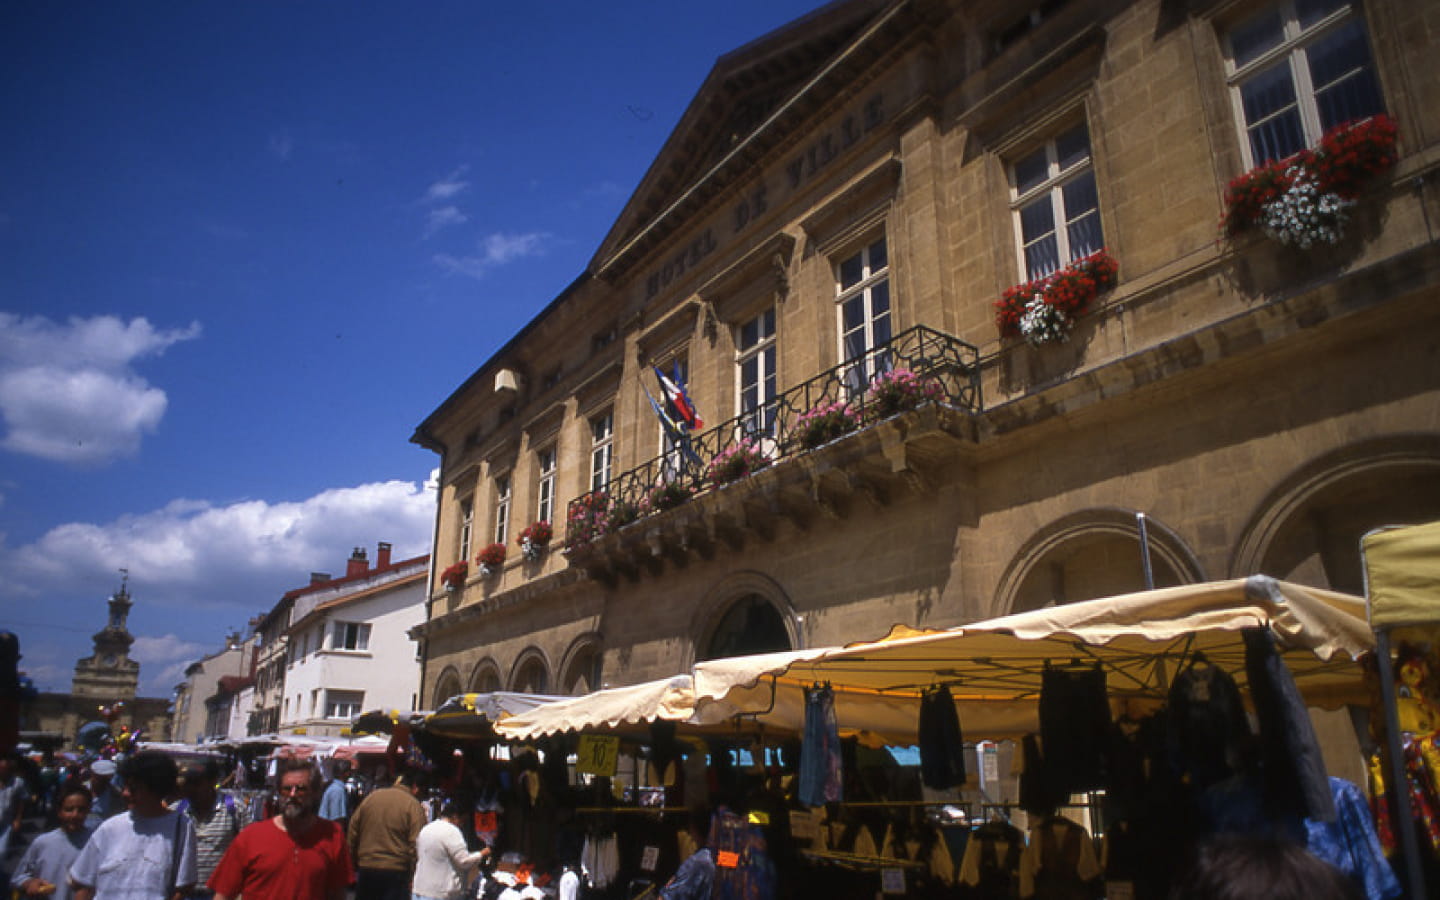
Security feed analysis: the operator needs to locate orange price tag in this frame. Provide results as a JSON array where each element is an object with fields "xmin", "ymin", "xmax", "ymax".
[{"xmin": 716, "ymin": 851, "xmax": 740, "ymax": 869}]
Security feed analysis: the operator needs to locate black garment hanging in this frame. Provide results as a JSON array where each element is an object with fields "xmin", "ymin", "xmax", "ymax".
[
  {"xmin": 1242, "ymin": 626, "xmax": 1336, "ymax": 823},
  {"xmin": 1164, "ymin": 652, "xmax": 1252, "ymax": 789},
  {"xmin": 1038, "ymin": 662, "xmax": 1111, "ymax": 794},
  {"xmin": 919, "ymin": 683, "xmax": 967, "ymax": 790}
]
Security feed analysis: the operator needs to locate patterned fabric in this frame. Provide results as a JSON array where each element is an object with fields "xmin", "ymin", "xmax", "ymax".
[
  {"xmin": 708, "ymin": 808, "xmax": 775, "ymax": 900},
  {"xmin": 1304, "ymin": 777, "xmax": 1401, "ymax": 900},
  {"xmin": 186, "ymin": 795, "xmax": 243, "ymax": 884}
]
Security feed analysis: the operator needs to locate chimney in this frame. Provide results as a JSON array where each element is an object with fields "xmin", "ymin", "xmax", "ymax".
[
  {"xmin": 310, "ymin": 572, "xmax": 332, "ymax": 585},
  {"xmin": 346, "ymin": 547, "xmax": 368, "ymax": 578},
  {"xmin": 376, "ymin": 542, "xmax": 393, "ymax": 568}
]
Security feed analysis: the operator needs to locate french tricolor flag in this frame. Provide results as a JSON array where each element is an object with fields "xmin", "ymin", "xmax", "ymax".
[{"xmin": 654, "ymin": 365, "xmax": 703, "ymax": 431}]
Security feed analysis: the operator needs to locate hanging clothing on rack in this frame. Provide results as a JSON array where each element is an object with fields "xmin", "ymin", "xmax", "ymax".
[
  {"xmin": 1165, "ymin": 653, "xmax": 1252, "ymax": 790},
  {"xmin": 1039, "ymin": 663, "xmax": 1110, "ymax": 795},
  {"xmin": 1242, "ymin": 627, "xmax": 1335, "ymax": 823},
  {"xmin": 919, "ymin": 684, "xmax": 967, "ymax": 791},
  {"xmin": 799, "ymin": 684, "xmax": 843, "ymax": 807},
  {"xmin": 708, "ymin": 806, "xmax": 776, "ymax": 900},
  {"xmin": 1019, "ymin": 816, "xmax": 1101, "ymax": 900},
  {"xmin": 958, "ymin": 819, "xmax": 1024, "ymax": 899}
]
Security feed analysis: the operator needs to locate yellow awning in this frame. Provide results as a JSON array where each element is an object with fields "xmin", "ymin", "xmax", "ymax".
[{"xmin": 1364, "ymin": 520, "xmax": 1440, "ymax": 628}]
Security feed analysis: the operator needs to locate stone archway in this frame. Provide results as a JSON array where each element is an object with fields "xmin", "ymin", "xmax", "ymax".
[
  {"xmin": 1231, "ymin": 436, "xmax": 1440, "ymax": 594},
  {"xmin": 468, "ymin": 658, "xmax": 503, "ymax": 694},
  {"xmin": 559, "ymin": 635, "xmax": 604, "ymax": 696},
  {"xmin": 431, "ymin": 666, "xmax": 462, "ymax": 708},
  {"xmin": 509, "ymin": 650, "xmax": 551, "ymax": 695},
  {"xmin": 996, "ymin": 508, "xmax": 1203, "ymax": 615},
  {"xmin": 692, "ymin": 571, "xmax": 798, "ymax": 664}
]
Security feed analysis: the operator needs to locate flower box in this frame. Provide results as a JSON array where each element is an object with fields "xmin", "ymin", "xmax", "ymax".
[
  {"xmin": 644, "ymin": 480, "xmax": 693, "ymax": 512},
  {"xmin": 518, "ymin": 521, "xmax": 552, "ymax": 560},
  {"xmin": 1222, "ymin": 115, "xmax": 1398, "ymax": 247},
  {"xmin": 866, "ymin": 368, "xmax": 946, "ymax": 417},
  {"xmin": 476, "ymin": 542, "xmax": 507, "ymax": 575},
  {"xmin": 440, "ymin": 561, "xmax": 468, "ymax": 591},
  {"xmin": 995, "ymin": 250, "xmax": 1118, "ymax": 346},
  {"xmin": 707, "ymin": 440, "xmax": 770, "ymax": 486},
  {"xmin": 795, "ymin": 401, "xmax": 860, "ymax": 449}
]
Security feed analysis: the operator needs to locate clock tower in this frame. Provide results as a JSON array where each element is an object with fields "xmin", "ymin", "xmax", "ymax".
[{"xmin": 71, "ymin": 574, "xmax": 140, "ymax": 704}]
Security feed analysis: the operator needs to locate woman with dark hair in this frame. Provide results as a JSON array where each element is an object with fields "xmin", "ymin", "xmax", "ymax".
[
  {"xmin": 11, "ymin": 784, "xmax": 93, "ymax": 900},
  {"xmin": 1170, "ymin": 835, "xmax": 1363, "ymax": 900},
  {"xmin": 70, "ymin": 751, "xmax": 198, "ymax": 900},
  {"xmin": 411, "ymin": 801, "xmax": 488, "ymax": 900}
]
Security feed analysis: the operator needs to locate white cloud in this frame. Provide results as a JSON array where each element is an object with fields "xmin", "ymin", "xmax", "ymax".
[
  {"xmin": 269, "ymin": 132, "xmax": 293, "ymax": 160},
  {"xmin": 424, "ymin": 166, "xmax": 470, "ymax": 203},
  {"xmin": 0, "ymin": 314, "xmax": 201, "ymax": 466},
  {"xmin": 424, "ymin": 205, "xmax": 469, "ymax": 238},
  {"xmin": 0, "ymin": 478, "xmax": 436, "ymax": 694},
  {"xmin": 433, "ymin": 232, "xmax": 550, "ymax": 280}
]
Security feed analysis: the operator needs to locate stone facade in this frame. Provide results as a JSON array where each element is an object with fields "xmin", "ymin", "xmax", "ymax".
[{"xmin": 410, "ymin": 0, "xmax": 1440, "ymax": 708}]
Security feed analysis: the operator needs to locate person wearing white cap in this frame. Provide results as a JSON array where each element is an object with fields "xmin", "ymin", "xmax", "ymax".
[{"xmin": 85, "ymin": 760, "xmax": 124, "ymax": 828}]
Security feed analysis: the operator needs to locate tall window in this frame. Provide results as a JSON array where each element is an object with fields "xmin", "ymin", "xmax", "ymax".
[
  {"xmin": 458, "ymin": 498, "xmax": 473, "ymax": 561},
  {"xmin": 1011, "ymin": 122, "xmax": 1103, "ymax": 281},
  {"xmin": 331, "ymin": 621, "xmax": 370, "ymax": 651},
  {"xmin": 1225, "ymin": 0, "xmax": 1384, "ymax": 166},
  {"xmin": 837, "ymin": 235, "xmax": 892, "ymax": 394},
  {"xmin": 590, "ymin": 411, "xmax": 614, "ymax": 491},
  {"xmin": 536, "ymin": 446, "xmax": 556, "ymax": 524},
  {"xmin": 737, "ymin": 308, "xmax": 777, "ymax": 438},
  {"xmin": 493, "ymin": 474, "xmax": 511, "ymax": 543},
  {"xmin": 324, "ymin": 690, "xmax": 364, "ymax": 720}
]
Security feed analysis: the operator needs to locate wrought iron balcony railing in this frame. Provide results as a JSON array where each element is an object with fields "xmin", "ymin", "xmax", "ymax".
[{"xmin": 565, "ymin": 325, "xmax": 979, "ymax": 553}]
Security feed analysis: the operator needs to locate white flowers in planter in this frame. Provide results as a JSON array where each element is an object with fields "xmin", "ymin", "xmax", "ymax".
[{"xmin": 1259, "ymin": 166, "xmax": 1355, "ymax": 249}]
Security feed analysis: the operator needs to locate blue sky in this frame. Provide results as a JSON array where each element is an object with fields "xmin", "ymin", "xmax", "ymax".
[{"xmin": 0, "ymin": 0, "xmax": 829, "ymax": 697}]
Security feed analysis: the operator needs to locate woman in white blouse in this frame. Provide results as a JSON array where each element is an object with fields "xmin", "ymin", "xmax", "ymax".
[{"xmin": 411, "ymin": 802, "xmax": 489, "ymax": 900}]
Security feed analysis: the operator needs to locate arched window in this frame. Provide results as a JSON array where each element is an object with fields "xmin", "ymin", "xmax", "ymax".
[
  {"xmin": 432, "ymin": 667, "xmax": 462, "ymax": 708},
  {"xmin": 469, "ymin": 660, "xmax": 502, "ymax": 694},
  {"xmin": 699, "ymin": 593, "xmax": 792, "ymax": 662},
  {"xmin": 512, "ymin": 654, "xmax": 550, "ymax": 695},
  {"xmin": 562, "ymin": 643, "xmax": 602, "ymax": 696}
]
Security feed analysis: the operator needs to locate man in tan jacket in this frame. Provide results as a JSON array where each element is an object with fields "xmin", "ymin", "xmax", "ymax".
[{"xmin": 346, "ymin": 772, "xmax": 427, "ymax": 900}]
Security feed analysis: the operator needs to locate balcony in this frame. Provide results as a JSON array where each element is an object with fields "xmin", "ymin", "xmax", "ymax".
[{"xmin": 565, "ymin": 325, "xmax": 980, "ymax": 581}]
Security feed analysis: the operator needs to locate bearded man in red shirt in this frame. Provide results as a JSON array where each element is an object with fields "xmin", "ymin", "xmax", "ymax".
[{"xmin": 210, "ymin": 760, "xmax": 354, "ymax": 900}]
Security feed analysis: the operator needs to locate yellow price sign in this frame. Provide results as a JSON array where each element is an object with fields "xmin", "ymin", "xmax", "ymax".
[{"xmin": 576, "ymin": 734, "xmax": 620, "ymax": 776}]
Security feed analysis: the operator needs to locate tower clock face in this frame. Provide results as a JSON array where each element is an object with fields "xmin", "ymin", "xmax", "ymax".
[{"xmin": 103, "ymin": 654, "xmax": 117, "ymax": 667}]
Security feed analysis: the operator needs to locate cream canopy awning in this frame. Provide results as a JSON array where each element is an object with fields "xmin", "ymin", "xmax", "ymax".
[
  {"xmin": 494, "ymin": 675, "xmax": 700, "ymax": 741},
  {"xmin": 686, "ymin": 575, "xmax": 1372, "ymax": 744}
]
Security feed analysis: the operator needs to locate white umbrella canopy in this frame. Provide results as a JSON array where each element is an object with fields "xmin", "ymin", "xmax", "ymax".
[
  {"xmin": 425, "ymin": 691, "xmax": 568, "ymax": 739},
  {"xmin": 493, "ymin": 675, "xmax": 699, "ymax": 741},
  {"xmin": 689, "ymin": 576, "xmax": 1373, "ymax": 744}
]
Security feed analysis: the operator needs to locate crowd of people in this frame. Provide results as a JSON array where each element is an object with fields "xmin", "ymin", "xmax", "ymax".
[
  {"xmin": 2, "ymin": 746, "xmax": 1375, "ymax": 900},
  {"xmin": 2, "ymin": 750, "xmax": 506, "ymax": 900}
]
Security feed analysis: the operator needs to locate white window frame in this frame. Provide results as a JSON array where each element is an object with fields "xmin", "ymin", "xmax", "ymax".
[
  {"xmin": 493, "ymin": 474, "xmax": 511, "ymax": 544},
  {"xmin": 324, "ymin": 690, "xmax": 364, "ymax": 721},
  {"xmin": 1223, "ymin": 0, "xmax": 1384, "ymax": 168},
  {"xmin": 536, "ymin": 446, "xmax": 556, "ymax": 524},
  {"xmin": 835, "ymin": 234, "xmax": 892, "ymax": 395},
  {"xmin": 458, "ymin": 497, "xmax": 474, "ymax": 561},
  {"xmin": 590, "ymin": 410, "xmax": 614, "ymax": 492},
  {"xmin": 1009, "ymin": 121, "xmax": 1103, "ymax": 282},
  {"xmin": 736, "ymin": 308, "xmax": 777, "ymax": 438},
  {"xmin": 331, "ymin": 621, "xmax": 371, "ymax": 652}
]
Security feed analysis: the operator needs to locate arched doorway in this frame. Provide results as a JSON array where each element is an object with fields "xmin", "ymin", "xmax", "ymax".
[
  {"xmin": 560, "ymin": 638, "xmax": 603, "ymax": 696},
  {"xmin": 699, "ymin": 593, "xmax": 793, "ymax": 661},
  {"xmin": 510, "ymin": 652, "xmax": 550, "ymax": 695},
  {"xmin": 998, "ymin": 509, "xmax": 1202, "ymax": 614},
  {"xmin": 431, "ymin": 667, "xmax": 462, "ymax": 708},
  {"xmin": 1232, "ymin": 437, "xmax": 1440, "ymax": 594}
]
